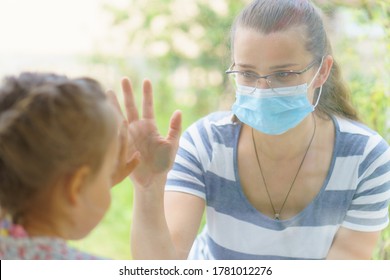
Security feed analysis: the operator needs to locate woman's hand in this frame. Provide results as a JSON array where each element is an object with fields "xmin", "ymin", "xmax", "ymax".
[{"xmin": 108, "ymin": 77, "xmax": 182, "ymax": 188}]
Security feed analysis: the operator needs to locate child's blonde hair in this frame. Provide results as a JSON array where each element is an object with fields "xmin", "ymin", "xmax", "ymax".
[{"xmin": 0, "ymin": 72, "xmax": 117, "ymax": 222}]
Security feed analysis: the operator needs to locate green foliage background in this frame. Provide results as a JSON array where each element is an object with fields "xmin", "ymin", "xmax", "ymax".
[{"xmin": 72, "ymin": 0, "xmax": 390, "ymax": 259}]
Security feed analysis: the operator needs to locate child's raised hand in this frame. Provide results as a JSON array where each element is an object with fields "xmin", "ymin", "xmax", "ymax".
[
  {"xmin": 109, "ymin": 77, "xmax": 182, "ymax": 189},
  {"xmin": 107, "ymin": 90, "xmax": 141, "ymax": 186}
]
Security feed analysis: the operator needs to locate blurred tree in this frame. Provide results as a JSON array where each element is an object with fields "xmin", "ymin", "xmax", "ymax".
[
  {"xmin": 103, "ymin": 0, "xmax": 252, "ymax": 129},
  {"xmin": 314, "ymin": 0, "xmax": 390, "ymax": 139}
]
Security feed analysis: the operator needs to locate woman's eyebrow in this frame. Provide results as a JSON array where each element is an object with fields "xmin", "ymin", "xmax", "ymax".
[
  {"xmin": 235, "ymin": 63, "xmax": 300, "ymax": 71},
  {"xmin": 235, "ymin": 63, "xmax": 257, "ymax": 69},
  {"xmin": 269, "ymin": 63, "xmax": 299, "ymax": 70}
]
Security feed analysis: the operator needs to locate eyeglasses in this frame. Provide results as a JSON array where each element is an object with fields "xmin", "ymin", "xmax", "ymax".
[{"xmin": 225, "ymin": 60, "xmax": 319, "ymax": 95}]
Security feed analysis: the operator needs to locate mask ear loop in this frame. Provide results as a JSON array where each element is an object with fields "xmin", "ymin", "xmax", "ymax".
[
  {"xmin": 308, "ymin": 56, "xmax": 325, "ymax": 109},
  {"xmin": 313, "ymin": 85, "xmax": 322, "ymax": 108}
]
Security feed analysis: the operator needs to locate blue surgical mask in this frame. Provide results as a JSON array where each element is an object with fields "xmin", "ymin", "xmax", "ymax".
[
  {"xmin": 232, "ymin": 84, "xmax": 322, "ymax": 135},
  {"xmin": 231, "ymin": 66, "xmax": 323, "ymax": 135}
]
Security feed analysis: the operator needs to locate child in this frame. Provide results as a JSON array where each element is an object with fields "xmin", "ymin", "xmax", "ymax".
[{"xmin": 0, "ymin": 72, "xmax": 143, "ymax": 259}]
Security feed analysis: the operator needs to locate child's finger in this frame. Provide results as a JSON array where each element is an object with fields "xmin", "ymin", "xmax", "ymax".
[
  {"xmin": 106, "ymin": 90, "xmax": 126, "ymax": 121},
  {"xmin": 122, "ymin": 77, "xmax": 139, "ymax": 123},
  {"xmin": 167, "ymin": 110, "xmax": 182, "ymax": 143},
  {"xmin": 142, "ymin": 79, "xmax": 155, "ymax": 120}
]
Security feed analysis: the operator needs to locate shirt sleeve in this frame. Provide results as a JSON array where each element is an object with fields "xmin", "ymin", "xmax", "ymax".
[
  {"xmin": 166, "ymin": 118, "xmax": 211, "ymax": 200},
  {"xmin": 342, "ymin": 134, "xmax": 390, "ymax": 232}
]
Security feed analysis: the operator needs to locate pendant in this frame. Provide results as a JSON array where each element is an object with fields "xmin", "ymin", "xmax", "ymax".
[{"xmin": 274, "ymin": 213, "xmax": 280, "ymax": 220}]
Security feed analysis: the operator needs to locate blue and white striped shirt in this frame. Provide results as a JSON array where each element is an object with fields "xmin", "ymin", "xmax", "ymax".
[{"xmin": 166, "ymin": 111, "xmax": 390, "ymax": 259}]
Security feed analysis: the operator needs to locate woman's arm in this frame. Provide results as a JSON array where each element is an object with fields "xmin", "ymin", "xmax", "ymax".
[
  {"xmin": 326, "ymin": 227, "xmax": 381, "ymax": 259},
  {"xmin": 110, "ymin": 77, "xmax": 203, "ymax": 259},
  {"xmin": 164, "ymin": 191, "xmax": 205, "ymax": 259},
  {"xmin": 131, "ymin": 189, "xmax": 204, "ymax": 259}
]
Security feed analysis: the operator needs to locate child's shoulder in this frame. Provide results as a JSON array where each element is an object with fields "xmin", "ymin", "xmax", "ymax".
[
  {"xmin": 0, "ymin": 218, "xmax": 105, "ymax": 260},
  {"xmin": 0, "ymin": 235, "xmax": 104, "ymax": 260}
]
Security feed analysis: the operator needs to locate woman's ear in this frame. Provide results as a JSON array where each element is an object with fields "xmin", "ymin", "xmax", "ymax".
[
  {"xmin": 64, "ymin": 166, "xmax": 92, "ymax": 205},
  {"xmin": 313, "ymin": 55, "xmax": 333, "ymax": 88}
]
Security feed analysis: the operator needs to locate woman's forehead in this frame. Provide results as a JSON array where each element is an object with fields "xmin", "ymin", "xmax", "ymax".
[{"xmin": 233, "ymin": 26, "xmax": 311, "ymax": 69}]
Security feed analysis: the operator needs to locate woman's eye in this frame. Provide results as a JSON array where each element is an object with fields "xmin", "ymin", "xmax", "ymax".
[
  {"xmin": 240, "ymin": 72, "xmax": 257, "ymax": 79},
  {"xmin": 275, "ymin": 72, "xmax": 292, "ymax": 78}
]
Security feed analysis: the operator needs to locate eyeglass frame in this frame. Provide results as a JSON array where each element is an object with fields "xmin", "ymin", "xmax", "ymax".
[{"xmin": 225, "ymin": 59, "xmax": 321, "ymax": 93}]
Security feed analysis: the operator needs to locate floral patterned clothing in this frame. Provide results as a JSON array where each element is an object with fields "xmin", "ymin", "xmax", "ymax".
[{"xmin": 0, "ymin": 218, "xmax": 104, "ymax": 260}]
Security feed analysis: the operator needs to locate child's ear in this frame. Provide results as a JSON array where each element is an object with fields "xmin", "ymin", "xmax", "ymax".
[{"xmin": 64, "ymin": 166, "xmax": 92, "ymax": 205}]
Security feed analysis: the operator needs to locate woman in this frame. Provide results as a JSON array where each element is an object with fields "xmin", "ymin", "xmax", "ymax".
[{"xmin": 125, "ymin": 0, "xmax": 390, "ymax": 259}]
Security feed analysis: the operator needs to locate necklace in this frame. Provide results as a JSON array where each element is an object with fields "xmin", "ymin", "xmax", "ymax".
[{"xmin": 251, "ymin": 115, "xmax": 316, "ymax": 220}]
